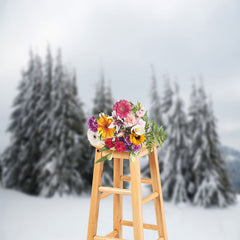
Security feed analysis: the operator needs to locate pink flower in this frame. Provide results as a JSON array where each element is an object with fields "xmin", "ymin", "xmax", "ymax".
[
  {"xmin": 113, "ymin": 100, "xmax": 132, "ymax": 119},
  {"xmin": 137, "ymin": 118, "xmax": 146, "ymax": 127},
  {"xmin": 136, "ymin": 110, "xmax": 145, "ymax": 117},
  {"xmin": 125, "ymin": 112, "xmax": 137, "ymax": 127}
]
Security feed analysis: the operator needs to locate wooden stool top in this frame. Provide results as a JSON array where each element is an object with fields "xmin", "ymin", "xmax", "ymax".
[{"xmin": 93, "ymin": 143, "xmax": 158, "ymax": 159}]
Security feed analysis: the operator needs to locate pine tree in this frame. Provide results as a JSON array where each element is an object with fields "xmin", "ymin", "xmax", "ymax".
[
  {"xmin": 188, "ymin": 80, "xmax": 198, "ymax": 135},
  {"xmin": 190, "ymin": 84, "xmax": 236, "ymax": 207},
  {"xmin": 161, "ymin": 73, "xmax": 174, "ymax": 128},
  {"xmin": 93, "ymin": 69, "xmax": 107, "ymax": 115},
  {"xmin": 158, "ymin": 74, "xmax": 174, "ymax": 175},
  {"xmin": 161, "ymin": 82, "xmax": 190, "ymax": 203},
  {"xmin": 145, "ymin": 73, "xmax": 174, "ymax": 184},
  {"xmin": 38, "ymin": 50, "xmax": 86, "ymax": 196},
  {"xmin": 92, "ymin": 70, "xmax": 113, "ymax": 186},
  {"xmin": 68, "ymin": 71, "xmax": 90, "ymax": 191},
  {"xmin": 1, "ymin": 51, "xmax": 43, "ymax": 195},
  {"xmin": 142, "ymin": 66, "xmax": 164, "ymax": 179},
  {"xmin": 105, "ymin": 79, "xmax": 114, "ymax": 115},
  {"xmin": 38, "ymin": 45, "xmax": 53, "ymax": 154},
  {"xmin": 149, "ymin": 65, "xmax": 163, "ymax": 126},
  {"xmin": 2, "ymin": 48, "xmax": 88, "ymax": 196},
  {"xmin": 1, "ymin": 68, "xmax": 31, "ymax": 190}
]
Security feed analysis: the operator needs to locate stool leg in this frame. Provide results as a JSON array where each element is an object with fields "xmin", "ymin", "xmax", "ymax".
[
  {"xmin": 87, "ymin": 150, "xmax": 104, "ymax": 240},
  {"xmin": 113, "ymin": 158, "xmax": 123, "ymax": 238},
  {"xmin": 130, "ymin": 155, "xmax": 144, "ymax": 240},
  {"xmin": 149, "ymin": 147, "xmax": 168, "ymax": 240}
]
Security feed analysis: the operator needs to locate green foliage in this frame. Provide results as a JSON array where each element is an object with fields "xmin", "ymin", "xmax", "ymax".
[
  {"xmin": 129, "ymin": 150, "xmax": 138, "ymax": 163},
  {"xmin": 143, "ymin": 110, "xmax": 167, "ymax": 154},
  {"xmin": 99, "ymin": 146, "xmax": 110, "ymax": 152},
  {"xmin": 95, "ymin": 152, "xmax": 113, "ymax": 164},
  {"xmin": 130, "ymin": 102, "xmax": 140, "ymax": 115},
  {"xmin": 130, "ymin": 100, "xmax": 141, "ymax": 116}
]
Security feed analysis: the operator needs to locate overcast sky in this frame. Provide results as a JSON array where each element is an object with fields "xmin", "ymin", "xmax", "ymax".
[{"xmin": 0, "ymin": 0, "xmax": 240, "ymax": 151}]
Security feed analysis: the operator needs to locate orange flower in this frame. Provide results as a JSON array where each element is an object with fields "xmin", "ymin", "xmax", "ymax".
[{"xmin": 97, "ymin": 115, "xmax": 115, "ymax": 139}]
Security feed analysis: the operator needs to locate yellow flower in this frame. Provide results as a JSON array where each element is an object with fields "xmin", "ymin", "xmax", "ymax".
[
  {"xmin": 97, "ymin": 115, "xmax": 115, "ymax": 139},
  {"xmin": 129, "ymin": 132, "xmax": 146, "ymax": 145}
]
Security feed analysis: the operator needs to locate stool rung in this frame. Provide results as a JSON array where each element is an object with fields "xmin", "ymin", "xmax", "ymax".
[
  {"xmin": 99, "ymin": 186, "xmax": 132, "ymax": 195},
  {"xmin": 142, "ymin": 192, "xmax": 159, "ymax": 205},
  {"xmin": 100, "ymin": 192, "xmax": 112, "ymax": 200},
  {"xmin": 120, "ymin": 220, "xmax": 159, "ymax": 231},
  {"xmin": 105, "ymin": 230, "xmax": 117, "ymax": 237},
  {"xmin": 120, "ymin": 176, "xmax": 152, "ymax": 184},
  {"xmin": 94, "ymin": 236, "xmax": 126, "ymax": 240}
]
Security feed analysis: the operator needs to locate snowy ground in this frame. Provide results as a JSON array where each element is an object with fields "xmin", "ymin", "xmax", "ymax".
[{"xmin": 0, "ymin": 187, "xmax": 239, "ymax": 240}]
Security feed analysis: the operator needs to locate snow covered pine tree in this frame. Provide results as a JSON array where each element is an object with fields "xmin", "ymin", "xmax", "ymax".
[
  {"xmin": 161, "ymin": 82, "xmax": 190, "ymax": 203},
  {"xmin": 1, "ymin": 48, "xmax": 87, "ymax": 197},
  {"xmin": 161, "ymin": 73, "xmax": 174, "ymax": 129},
  {"xmin": 143, "ymin": 66, "xmax": 165, "ymax": 179},
  {"xmin": 91, "ymin": 69, "xmax": 116, "ymax": 186},
  {"xmin": 1, "ymin": 51, "xmax": 43, "ymax": 195},
  {"xmin": 189, "ymin": 83, "xmax": 236, "ymax": 207},
  {"xmin": 158, "ymin": 74, "xmax": 174, "ymax": 174},
  {"xmin": 37, "ymin": 49, "xmax": 86, "ymax": 197}
]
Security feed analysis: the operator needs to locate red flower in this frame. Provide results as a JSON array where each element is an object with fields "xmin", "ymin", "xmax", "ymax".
[
  {"xmin": 105, "ymin": 138, "xmax": 115, "ymax": 148},
  {"xmin": 115, "ymin": 141, "xmax": 125, "ymax": 152}
]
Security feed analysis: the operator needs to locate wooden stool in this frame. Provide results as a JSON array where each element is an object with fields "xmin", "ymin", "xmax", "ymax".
[{"xmin": 87, "ymin": 144, "xmax": 168, "ymax": 240}]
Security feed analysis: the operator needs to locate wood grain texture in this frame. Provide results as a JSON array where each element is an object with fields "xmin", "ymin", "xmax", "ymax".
[
  {"xmin": 129, "ymin": 155, "xmax": 144, "ymax": 240},
  {"xmin": 99, "ymin": 192, "xmax": 112, "ymax": 200},
  {"xmin": 87, "ymin": 150, "xmax": 104, "ymax": 240},
  {"xmin": 113, "ymin": 158, "xmax": 123, "ymax": 238},
  {"xmin": 104, "ymin": 230, "xmax": 117, "ymax": 238},
  {"xmin": 120, "ymin": 220, "xmax": 159, "ymax": 231},
  {"xmin": 149, "ymin": 146, "xmax": 168, "ymax": 240},
  {"xmin": 94, "ymin": 236, "xmax": 127, "ymax": 240},
  {"xmin": 87, "ymin": 144, "xmax": 168, "ymax": 240},
  {"xmin": 142, "ymin": 192, "xmax": 159, "ymax": 205},
  {"xmin": 120, "ymin": 176, "xmax": 152, "ymax": 184},
  {"xmin": 99, "ymin": 186, "xmax": 131, "ymax": 195}
]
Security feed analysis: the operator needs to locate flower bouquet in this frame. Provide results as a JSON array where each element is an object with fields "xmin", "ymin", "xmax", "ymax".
[{"xmin": 87, "ymin": 100, "xmax": 167, "ymax": 163}]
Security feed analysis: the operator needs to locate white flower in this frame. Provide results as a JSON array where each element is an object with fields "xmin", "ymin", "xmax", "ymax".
[
  {"xmin": 108, "ymin": 110, "xmax": 124, "ymax": 132},
  {"xmin": 131, "ymin": 125, "xmax": 145, "ymax": 135},
  {"xmin": 87, "ymin": 129, "xmax": 103, "ymax": 146},
  {"xmin": 112, "ymin": 110, "xmax": 117, "ymax": 117},
  {"xmin": 99, "ymin": 112, "xmax": 105, "ymax": 118}
]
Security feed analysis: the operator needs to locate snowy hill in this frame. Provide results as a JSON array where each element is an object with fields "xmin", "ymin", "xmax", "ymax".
[
  {"xmin": 221, "ymin": 145, "xmax": 240, "ymax": 162},
  {"xmin": 0, "ymin": 187, "xmax": 240, "ymax": 240},
  {"xmin": 221, "ymin": 146, "xmax": 240, "ymax": 193}
]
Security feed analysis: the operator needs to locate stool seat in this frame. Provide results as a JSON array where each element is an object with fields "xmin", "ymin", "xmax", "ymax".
[
  {"xmin": 93, "ymin": 143, "xmax": 158, "ymax": 159},
  {"xmin": 87, "ymin": 144, "xmax": 168, "ymax": 240}
]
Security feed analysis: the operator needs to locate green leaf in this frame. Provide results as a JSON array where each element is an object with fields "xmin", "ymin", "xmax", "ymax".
[
  {"xmin": 129, "ymin": 151, "xmax": 138, "ymax": 163},
  {"xmin": 95, "ymin": 152, "xmax": 113, "ymax": 164},
  {"xmin": 99, "ymin": 145, "xmax": 110, "ymax": 152},
  {"xmin": 129, "ymin": 101, "xmax": 134, "ymax": 107},
  {"xmin": 106, "ymin": 152, "xmax": 113, "ymax": 160}
]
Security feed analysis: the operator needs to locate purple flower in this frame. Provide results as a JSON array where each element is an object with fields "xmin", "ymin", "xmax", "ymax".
[
  {"xmin": 124, "ymin": 145, "xmax": 130, "ymax": 152},
  {"xmin": 88, "ymin": 116, "xmax": 99, "ymax": 132},
  {"xmin": 131, "ymin": 144, "xmax": 141, "ymax": 152},
  {"xmin": 124, "ymin": 135, "xmax": 131, "ymax": 146}
]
